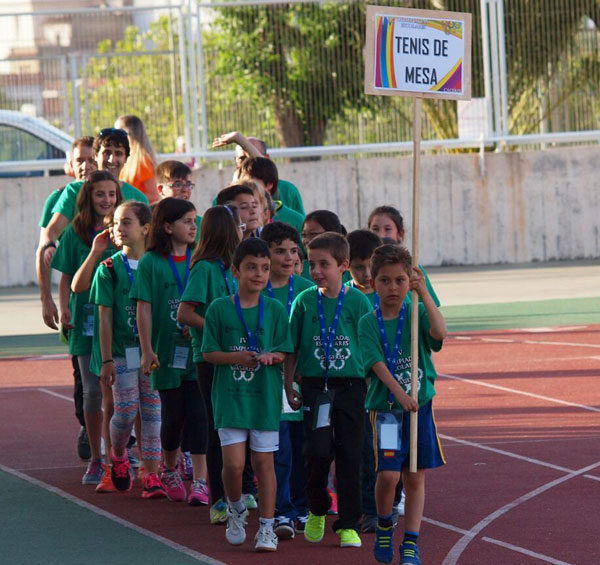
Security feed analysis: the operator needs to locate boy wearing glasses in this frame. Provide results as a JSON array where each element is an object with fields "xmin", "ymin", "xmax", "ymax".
[{"xmin": 156, "ymin": 160, "xmax": 202, "ymax": 240}]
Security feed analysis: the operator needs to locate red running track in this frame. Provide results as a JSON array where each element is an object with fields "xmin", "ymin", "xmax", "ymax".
[{"xmin": 1, "ymin": 325, "xmax": 599, "ymax": 564}]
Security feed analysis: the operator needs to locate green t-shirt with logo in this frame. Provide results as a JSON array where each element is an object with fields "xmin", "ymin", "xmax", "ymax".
[
  {"xmin": 359, "ymin": 302, "xmax": 443, "ymax": 410},
  {"xmin": 51, "ymin": 180, "xmax": 148, "ymax": 221},
  {"xmin": 50, "ymin": 225, "xmax": 115, "ymax": 356},
  {"xmin": 201, "ymin": 296, "xmax": 294, "ymax": 431},
  {"xmin": 39, "ymin": 188, "xmax": 64, "ymax": 228},
  {"xmin": 129, "ymin": 250, "xmax": 195, "ymax": 390},
  {"xmin": 89, "ymin": 252, "xmax": 140, "ymax": 375},
  {"xmin": 180, "ymin": 259, "xmax": 235, "ymax": 363},
  {"xmin": 289, "ymin": 286, "xmax": 371, "ymax": 379},
  {"xmin": 261, "ymin": 274, "xmax": 314, "ymax": 421}
]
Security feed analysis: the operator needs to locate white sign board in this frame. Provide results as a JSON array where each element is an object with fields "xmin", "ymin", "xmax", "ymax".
[{"xmin": 365, "ymin": 6, "xmax": 472, "ymax": 100}]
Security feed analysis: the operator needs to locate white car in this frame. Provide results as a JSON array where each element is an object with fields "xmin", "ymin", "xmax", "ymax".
[{"xmin": 0, "ymin": 110, "xmax": 73, "ymax": 177}]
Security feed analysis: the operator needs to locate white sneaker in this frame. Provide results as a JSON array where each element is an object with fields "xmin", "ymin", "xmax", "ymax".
[
  {"xmin": 397, "ymin": 491, "xmax": 406, "ymax": 517},
  {"xmin": 255, "ymin": 524, "xmax": 278, "ymax": 552},
  {"xmin": 225, "ymin": 506, "xmax": 248, "ymax": 545}
]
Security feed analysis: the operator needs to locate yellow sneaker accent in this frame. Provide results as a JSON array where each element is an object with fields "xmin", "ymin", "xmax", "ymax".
[
  {"xmin": 337, "ymin": 528, "xmax": 362, "ymax": 548},
  {"xmin": 304, "ymin": 512, "xmax": 326, "ymax": 543}
]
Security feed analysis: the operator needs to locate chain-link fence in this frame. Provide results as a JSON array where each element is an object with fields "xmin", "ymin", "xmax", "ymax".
[{"xmin": 0, "ymin": 0, "xmax": 598, "ymax": 159}]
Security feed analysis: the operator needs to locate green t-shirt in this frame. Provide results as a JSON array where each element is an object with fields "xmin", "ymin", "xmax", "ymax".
[
  {"xmin": 201, "ymin": 296, "xmax": 294, "ymax": 431},
  {"xmin": 290, "ymin": 286, "xmax": 371, "ymax": 379},
  {"xmin": 261, "ymin": 274, "xmax": 314, "ymax": 421},
  {"xmin": 39, "ymin": 187, "xmax": 64, "ymax": 228},
  {"xmin": 276, "ymin": 179, "xmax": 305, "ymax": 216},
  {"xmin": 50, "ymin": 225, "xmax": 115, "ymax": 356},
  {"xmin": 51, "ymin": 180, "xmax": 149, "ymax": 221},
  {"xmin": 180, "ymin": 259, "xmax": 235, "ymax": 363},
  {"xmin": 89, "ymin": 252, "xmax": 140, "ymax": 375},
  {"xmin": 129, "ymin": 250, "xmax": 195, "ymax": 390},
  {"xmin": 272, "ymin": 203, "xmax": 304, "ymax": 234},
  {"xmin": 359, "ymin": 302, "xmax": 443, "ymax": 410},
  {"xmin": 195, "ymin": 215, "xmax": 202, "ymax": 242}
]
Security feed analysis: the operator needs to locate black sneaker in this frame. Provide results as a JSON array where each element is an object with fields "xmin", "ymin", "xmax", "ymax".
[
  {"xmin": 274, "ymin": 516, "xmax": 295, "ymax": 540},
  {"xmin": 77, "ymin": 427, "xmax": 91, "ymax": 460},
  {"xmin": 295, "ymin": 514, "xmax": 308, "ymax": 533}
]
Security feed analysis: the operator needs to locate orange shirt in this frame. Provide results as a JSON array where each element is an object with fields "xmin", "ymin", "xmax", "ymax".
[{"xmin": 120, "ymin": 154, "xmax": 155, "ymax": 194}]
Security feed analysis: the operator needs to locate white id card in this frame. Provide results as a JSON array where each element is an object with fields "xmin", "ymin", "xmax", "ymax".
[
  {"xmin": 380, "ymin": 423, "xmax": 400, "ymax": 450},
  {"xmin": 125, "ymin": 346, "xmax": 141, "ymax": 370},
  {"xmin": 315, "ymin": 402, "xmax": 331, "ymax": 429},
  {"xmin": 171, "ymin": 346, "xmax": 190, "ymax": 369}
]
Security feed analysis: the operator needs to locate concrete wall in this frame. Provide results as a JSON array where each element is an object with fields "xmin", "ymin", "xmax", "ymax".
[{"xmin": 2, "ymin": 145, "xmax": 599, "ymax": 287}]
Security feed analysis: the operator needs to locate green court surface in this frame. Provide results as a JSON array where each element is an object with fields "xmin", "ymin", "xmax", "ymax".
[
  {"xmin": 0, "ymin": 333, "xmax": 67, "ymax": 358},
  {"xmin": 0, "ymin": 470, "xmax": 209, "ymax": 565}
]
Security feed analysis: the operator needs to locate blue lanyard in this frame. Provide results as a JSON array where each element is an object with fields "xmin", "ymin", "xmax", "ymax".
[
  {"xmin": 375, "ymin": 302, "xmax": 407, "ymax": 406},
  {"xmin": 374, "ymin": 292, "xmax": 380, "ymax": 310},
  {"xmin": 120, "ymin": 253, "xmax": 139, "ymax": 337},
  {"xmin": 218, "ymin": 260, "xmax": 235, "ymax": 295},
  {"xmin": 167, "ymin": 249, "xmax": 190, "ymax": 296},
  {"xmin": 317, "ymin": 287, "xmax": 345, "ymax": 388},
  {"xmin": 266, "ymin": 276, "xmax": 295, "ymax": 315},
  {"xmin": 234, "ymin": 293, "xmax": 264, "ymax": 352}
]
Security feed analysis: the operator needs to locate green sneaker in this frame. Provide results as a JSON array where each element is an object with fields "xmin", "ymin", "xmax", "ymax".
[
  {"xmin": 209, "ymin": 498, "xmax": 228, "ymax": 524},
  {"xmin": 337, "ymin": 528, "xmax": 362, "ymax": 548},
  {"xmin": 304, "ymin": 511, "xmax": 326, "ymax": 543}
]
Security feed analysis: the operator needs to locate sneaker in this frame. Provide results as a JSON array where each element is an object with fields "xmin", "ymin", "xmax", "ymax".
[
  {"xmin": 182, "ymin": 452, "xmax": 193, "ymax": 481},
  {"xmin": 397, "ymin": 491, "xmax": 406, "ymax": 517},
  {"xmin": 161, "ymin": 469, "xmax": 187, "ymax": 502},
  {"xmin": 110, "ymin": 450, "xmax": 133, "ymax": 492},
  {"xmin": 77, "ymin": 427, "xmax": 91, "ymax": 460},
  {"xmin": 327, "ymin": 488, "xmax": 338, "ymax": 515},
  {"xmin": 360, "ymin": 514, "xmax": 379, "ymax": 533},
  {"xmin": 303, "ymin": 511, "xmax": 325, "ymax": 543},
  {"xmin": 127, "ymin": 447, "xmax": 140, "ymax": 469},
  {"xmin": 255, "ymin": 524, "xmax": 278, "ymax": 552},
  {"xmin": 295, "ymin": 514, "xmax": 308, "ymax": 533},
  {"xmin": 400, "ymin": 542, "xmax": 420, "ymax": 565},
  {"xmin": 274, "ymin": 516, "xmax": 295, "ymax": 540},
  {"xmin": 210, "ymin": 499, "xmax": 229, "ymax": 524},
  {"xmin": 95, "ymin": 464, "xmax": 117, "ymax": 493},
  {"xmin": 82, "ymin": 460, "xmax": 103, "ymax": 485},
  {"xmin": 336, "ymin": 528, "xmax": 362, "ymax": 548},
  {"xmin": 225, "ymin": 506, "xmax": 248, "ymax": 545},
  {"xmin": 188, "ymin": 479, "xmax": 209, "ymax": 506},
  {"xmin": 142, "ymin": 472, "xmax": 167, "ymax": 499},
  {"xmin": 243, "ymin": 492, "xmax": 258, "ymax": 510},
  {"xmin": 374, "ymin": 525, "xmax": 394, "ymax": 562}
]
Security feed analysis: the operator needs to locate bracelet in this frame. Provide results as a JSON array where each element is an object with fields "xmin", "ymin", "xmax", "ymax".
[
  {"xmin": 42, "ymin": 242, "xmax": 56, "ymax": 251},
  {"xmin": 102, "ymin": 359, "xmax": 114, "ymax": 364}
]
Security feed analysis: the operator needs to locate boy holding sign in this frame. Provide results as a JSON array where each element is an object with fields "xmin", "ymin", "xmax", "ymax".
[
  {"xmin": 358, "ymin": 244, "xmax": 446, "ymax": 565},
  {"xmin": 202, "ymin": 238, "xmax": 294, "ymax": 552}
]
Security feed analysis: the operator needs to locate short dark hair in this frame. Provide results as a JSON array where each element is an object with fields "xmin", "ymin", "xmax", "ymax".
[
  {"xmin": 371, "ymin": 244, "xmax": 412, "ymax": 279},
  {"xmin": 148, "ymin": 197, "xmax": 196, "ymax": 254},
  {"xmin": 71, "ymin": 136, "xmax": 94, "ymax": 153},
  {"xmin": 233, "ymin": 237, "xmax": 271, "ymax": 269},
  {"xmin": 368, "ymin": 206, "xmax": 405, "ymax": 238},
  {"xmin": 156, "ymin": 160, "xmax": 192, "ymax": 183},
  {"xmin": 346, "ymin": 229, "xmax": 382, "ymax": 262},
  {"xmin": 216, "ymin": 184, "xmax": 254, "ymax": 205},
  {"xmin": 260, "ymin": 221, "xmax": 300, "ymax": 247},
  {"xmin": 304, "ymin": 210, "xmax": 346, "ymax": 236},
  {"xmin": 307, "ymin": 232, "xmax": 349, "ymax": 266},
  {"xmin": 93, "ymin": 128, "xmax": 130, "ymax": 157},
  {"xmin": 239, "ymin": 157, "xmax": 278, "ymax": 194}
]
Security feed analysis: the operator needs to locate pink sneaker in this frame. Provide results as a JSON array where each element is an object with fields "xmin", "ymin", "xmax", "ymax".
[
  {"xmin": 188, "ymin": 479, "xmax": 209, "ymax": 506},
  {"xmin": 142, "ymin": 472, "xmax": 167, "ymax": 499},
  {"xmin": 160, "ymin": 469, "xmax": 187, "ymax": 502}
]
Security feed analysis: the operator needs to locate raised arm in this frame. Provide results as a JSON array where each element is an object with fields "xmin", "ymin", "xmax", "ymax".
[{"xmin": 212, "ymin": 131, "xmax": 263, "ymax": 159}]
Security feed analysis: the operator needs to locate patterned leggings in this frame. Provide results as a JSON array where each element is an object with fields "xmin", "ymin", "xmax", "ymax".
[{"xmin": 110, "ymin": 357, "xmax": 161, "ymax": 461}]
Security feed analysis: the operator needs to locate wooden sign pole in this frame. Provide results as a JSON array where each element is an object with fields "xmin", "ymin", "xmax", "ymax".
[{"xmin": 409, "ymin": 97, "xmax": 422, "ymax": 474}]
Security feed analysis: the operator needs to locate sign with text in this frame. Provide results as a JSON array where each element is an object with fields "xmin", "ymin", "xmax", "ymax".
[{"xmin": 365, "ymin": 6, "xmax": 472, "ymax": 100}]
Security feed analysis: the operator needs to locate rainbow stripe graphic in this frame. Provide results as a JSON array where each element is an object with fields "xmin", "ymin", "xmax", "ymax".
[
  {"xmin": 431, "ymin": 59, "xmax": 462, "ymax": 93},
  {"xmin": 375, "ymin": 15, "xmax": 397, "ymax": 89}
]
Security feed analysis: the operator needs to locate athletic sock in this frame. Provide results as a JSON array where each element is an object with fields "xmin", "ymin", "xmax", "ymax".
[
  {"xmin": 378, "ymin": 513, "xmax": 393, "ymax": 529},
  {"xmin": 403, "ymin": 530, "xmax": 419, "ymax": 545},
  {"xmin": 229, "ymin": 498, "xmax": 246, "ymax": 513},
  {"xmin": 259, "ymin": 517, "xmax": 275, "ymax": 529}
]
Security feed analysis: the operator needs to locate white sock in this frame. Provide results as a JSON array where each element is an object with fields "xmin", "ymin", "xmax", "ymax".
[
  {"xmin": 259, "ymin": 517, "xmax": 275, "ymax": 529},
  {"xmin": 229, "ymin": 498, "xmax": 246, "ymax": 513}
]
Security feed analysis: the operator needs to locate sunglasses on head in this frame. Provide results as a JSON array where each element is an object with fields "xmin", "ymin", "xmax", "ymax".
[{"xmin": 98, "ymin": 128, "xmax": 128, "ymax": 139}]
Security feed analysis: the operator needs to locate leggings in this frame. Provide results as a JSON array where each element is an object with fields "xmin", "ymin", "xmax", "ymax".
[
  {"xmin": 158, "ymin": 379, "xmax": 207, "ymax": 455},
  {"xmin": 77, "ymin": 355, "xmax": 102, "ymax": 414},
  {"xmin": 110, "ymin": 358, "xmax": 161, "ymax": 461}
]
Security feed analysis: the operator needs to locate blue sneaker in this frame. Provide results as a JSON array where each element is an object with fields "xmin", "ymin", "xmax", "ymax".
[
  {"xmin": 373, "ymin": 525, "xmax": 394, "ymax": 563},
  {"xmin": 400, "ymin": 541, "xmax": 420, "ymax": 565},
  {"xmin": 82, "ymin": 460, "xmax": 104, "ymax": 485}
]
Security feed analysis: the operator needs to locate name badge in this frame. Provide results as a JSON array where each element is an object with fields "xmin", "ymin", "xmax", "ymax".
[
  {"xmin": 376, "ymin": 410, "xmax": 404, "ymax": 451},
  {"xmin": 168, "ymin": 332, "xmax": 191, "ymax": 370},
  {"xmin": 313, "ymin": 389, "xmax": 335, "ymax": 430},
  {"xmin": 82, "ymin": 303, "xmax": 94, "ymax": 337},
  {"xmin": 125, "ymin": 346, "xmax": 141, "ymax": 370}
]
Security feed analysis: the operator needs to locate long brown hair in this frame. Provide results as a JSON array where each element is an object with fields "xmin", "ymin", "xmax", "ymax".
[
  {"xmin": 73, "ymin": 170, "xmax": 122, "ymax": 246},
  {"xmin": 148, "ymin": 197, "xmax": 196, "ymax": 254},
  {"xmin": 190, "ymin": 205, "xmax": 240, "ymax": 269}
]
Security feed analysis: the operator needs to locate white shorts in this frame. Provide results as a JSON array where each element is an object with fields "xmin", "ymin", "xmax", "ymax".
[{"xmin": 218, "ymin": 428, "xmax": 279, "ymax": 453}]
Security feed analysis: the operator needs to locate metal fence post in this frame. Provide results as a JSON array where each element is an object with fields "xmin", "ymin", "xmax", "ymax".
[
  {"xmin": 177, "ymin": 6, "xmax": 191, "ymax": 153},
  {"xmin": 196, "ymin": 5, "xmax": 209, "ymax": 153},
  {"xmin": 69, "ymin": 53, "xmax": 82, "ymax": 137},
  {"xmin": 186, "ymin": 0, "xmax": 201, "ymax": 155},
  {"xmin": 480, "ymin": 0, "xmax": 495, "ymax": 141},
  {"xmin": 60, "ymin": 55, "xmax": 70, "ymax": 133},
  {"xmin": 496, "ymin": 0, "xmax": 509, "ymax": 135}
]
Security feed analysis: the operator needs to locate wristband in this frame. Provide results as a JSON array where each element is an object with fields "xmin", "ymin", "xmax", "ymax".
[
  {"xmin": 42, "ymin": 242, "xmax": 57, "ymax": 251},
  {"xmin": 102, "ymin": 359, "xmax": 114, "ymax": 364}
]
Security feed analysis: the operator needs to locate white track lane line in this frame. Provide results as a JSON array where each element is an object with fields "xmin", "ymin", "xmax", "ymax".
[
  {"xmin": 438, "ymin": 373, "xmax": 600, "ymax": 413},
  {"xmin": 441, "ymin": 460, "xmax": 600, "ymax": 565},
  {"xmin": 0, "ymin": 463, "xmax": 226, "ymax": 565},
  {"xmin": 37, "ymin": 387, "xmax": 73, "ymax": 402}
]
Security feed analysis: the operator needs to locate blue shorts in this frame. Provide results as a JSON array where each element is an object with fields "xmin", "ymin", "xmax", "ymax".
[{"xmin": 370, "ymin": 400, "xmax": 445, "ymax": 472}]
